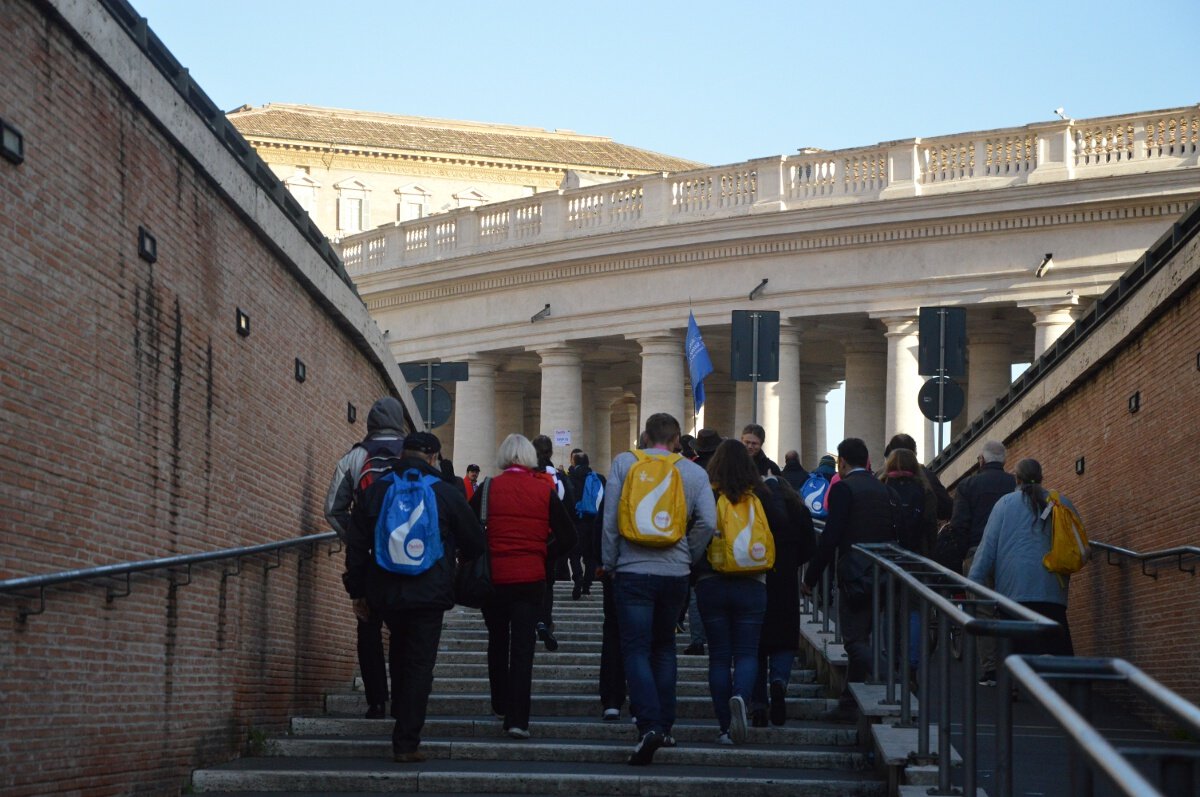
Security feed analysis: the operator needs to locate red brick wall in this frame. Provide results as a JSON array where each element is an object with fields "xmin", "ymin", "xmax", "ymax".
[
  {"xmin": 997, "ymin": 262, "xmax": 1199, "ymax": 705},
  {"xmin": 0, "ymin": 1, "xmax": 392, "ymax": 793}
]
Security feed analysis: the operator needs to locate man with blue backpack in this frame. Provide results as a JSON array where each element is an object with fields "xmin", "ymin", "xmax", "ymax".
[
  {"xmin": 343, "ymin": 431, "xmax": 486, "ymax": 763},
  {"xmin": 567, "ymin": 452, "xmax": 605, "ymax": 600}
]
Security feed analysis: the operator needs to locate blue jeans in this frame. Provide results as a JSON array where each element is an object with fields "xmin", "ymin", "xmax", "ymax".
[
  {"xmin": 613, "ymin": 572, "xmax": 689, "ymax": 736},
  {"xmin": 696, "ymin": 576, "xmax": 767, "ymax": 731}
]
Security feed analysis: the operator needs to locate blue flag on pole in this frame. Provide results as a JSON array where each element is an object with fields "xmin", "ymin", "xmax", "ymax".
[{"xmin": 685, "ymin": 312, "xmax": 714, "ymax": 415}]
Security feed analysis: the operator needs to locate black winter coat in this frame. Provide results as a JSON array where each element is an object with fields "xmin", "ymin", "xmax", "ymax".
[
  {"xmin": 760, "ymin": 477, "xmax": 816, "ymax": 654},
  {"xmin": 344, "ymin": 456, "xmax": 486, "ymax": 612}
]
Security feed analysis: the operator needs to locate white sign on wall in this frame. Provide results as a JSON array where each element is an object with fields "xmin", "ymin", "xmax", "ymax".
[{"xmin": 553, "ymin": 429, "xmax": 572, "ymax": 446}]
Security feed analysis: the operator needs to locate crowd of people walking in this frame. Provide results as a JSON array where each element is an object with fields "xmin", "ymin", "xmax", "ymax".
[{"xmin": 325, "ymin": 397, "xmax": 1080, "ymax": 764}]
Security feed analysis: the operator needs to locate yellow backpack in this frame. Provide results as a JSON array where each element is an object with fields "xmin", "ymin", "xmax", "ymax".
[
  {"xmin": 708, "ymin": 490, "xmax": 776, "ymax": 574},
  {"xmin": 618, "ymin": 449, "xmax": 688, "ymax": 548},
  {"xmin": 1042, "ymin": 490, "xmax": 1089, "ymax": 581}
]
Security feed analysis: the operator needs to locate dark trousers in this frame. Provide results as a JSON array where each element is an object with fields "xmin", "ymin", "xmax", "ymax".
[
  {"xmin": 539, "ymin": 557, "xmax": 562, "ymax": 627},
  {"xmin": 381, "ymin": 606, "xmax": 444, "ymax": 754},
  {"xmin": 482, "ymin": 581, "xmax": 543, "ymax": 731},
  {"xmin": 358, "ymin": 610, "xmax": 388, "ymax": 707},
  {"xmin": 1014, "ymin": 601, "xmax": 1074, "ymax": 657},
  {"xmin": 599, "ymin": 575, "xmax": 626, "ymax": 710},
  {"xmin": 838, "ymin": 592, "xmax": 873, "ymax": 696}
]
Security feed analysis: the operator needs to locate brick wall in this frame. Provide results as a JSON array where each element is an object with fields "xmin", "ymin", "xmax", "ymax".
[
  {"xmin": 983, "ymin": 240, "xmax": 1199, "ymax": 705},
  {"xmin": 0, "ymin": 1, "xmax": 394, "ymax": 793}
]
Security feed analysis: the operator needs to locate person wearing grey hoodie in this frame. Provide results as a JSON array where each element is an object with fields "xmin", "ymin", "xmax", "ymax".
[
  {"xmin": 324, "ymin": 396, "xmax": 410, "ymax": 719},
  {"xmin": 601, "ymin": 413, "xmax": 717, "ymax": 765}
]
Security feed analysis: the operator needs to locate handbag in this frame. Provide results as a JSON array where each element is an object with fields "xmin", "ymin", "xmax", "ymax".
[{"xmin": 454, "ymin": 479, "xmax": 495, "ymax": 609}]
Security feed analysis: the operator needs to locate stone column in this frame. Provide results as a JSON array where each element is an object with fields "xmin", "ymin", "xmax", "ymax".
[
  {"xmin": 734, "ymin": 380, "xmax": 753, "ymax": 431},
  {"xmin": 702, "ymin": 377, "xmax": 735, "ymax": 437},
  {"xmin": 632, "ymin": 333, "xmax": 685, "ymax": 429},
  {"xmin": 842, "ymin": 336, "xmax": 888, "ymax": 467},
  {"xmin": 801, "ymin": 377, "xmax": 838, "ymax": 467},
  {"xmin": 967, "ymin": 331, "xmax": 1013, "ymax": 421},
  {"xmin": 1025, "ymin": 298, "xmax": 1080, "ymax": 358},
  {"xmin": 493, "ymin": 373, "xmax": 527, "ymax": 455},
  {"xmin": 524, "ymin": 398, "xmax": 540, "ymax": 441},
  {"xmin": 593, "ymin": 387, "xmax": 625, "ymax": 473},
  {"xmin": 533, "ymin": 344, "xmax": 583, "ymax": 464},
  {"xmin": 880, "ymin": 314, "xmax": 925, "ymax": 461},
  {"xmin": 452, "ymin": 355, "xmax": 499, "ymax": 477},
  {"xmin": 580, "ymin": 376, "xmax": 597, "ymax": 460},
  {"xmin": 766, "ymin": 325, "xmax": 803, "ymax": 464}
]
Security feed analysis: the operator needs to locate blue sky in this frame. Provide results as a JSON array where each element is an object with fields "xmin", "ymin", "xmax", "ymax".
[
  {"xmin": 131, "ymin": 0, "xmax": 1193, "ymax": 456},
  {"xmin": 134, "ymin": 0, "xmax": 1196, "ymax": 167}
]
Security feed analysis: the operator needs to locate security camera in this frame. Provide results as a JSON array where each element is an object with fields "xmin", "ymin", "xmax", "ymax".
[
  {"xmin": 748, "ymin": 278, "xmax": 768, "ymax": 301},
  {"xmin": 1035, "ymin": 253, "xmax": 1054, "ymax": 279},
  {"xmin": 531, "ymin": 303, "xmax": 551, "ymax": 323},
  {"xmin": 1054, "ymin": 107, "xmax": 1070, "ymax": 121}
]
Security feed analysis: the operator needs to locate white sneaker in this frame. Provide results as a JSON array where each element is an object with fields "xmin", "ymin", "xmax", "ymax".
[
  {"xmin": 603, "ymin": 708, "xmax": 620, "ymax": 721},
  {"xmin": 717, "ymin": 731, "xmax": 734, "ymax": 745},
  {"xmin": 729, "ymin": 695, "xmax": 748, "ymax": 744},
  {"xmin": 506, "ymin": 727, "xmax": 530, "ymax": 739}
]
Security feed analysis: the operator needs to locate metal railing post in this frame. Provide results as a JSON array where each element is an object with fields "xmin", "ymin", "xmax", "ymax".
[
  {"xmin": 918, "ymin": 596, "xmax": 931, "ymax": 757},
  {"xmin": 1068, "ymin": 680, "xmax": 1095, "ymax": 796},
  {"xmin": 884, "ymin": 568, "xmax": 896, "ymax": 703},
  {"xmin": 899, "ymin": 581, "xmax": 912, "ymax": 726},
  {"xmin": 832, "ymin": 559, "xmax": 843, "ymax": 644},
  {"xmin": 871, "ymin": 561, "xmax": 881, "ymax": 683},
  {"xmin": 996, "ymin": 637, "xmax": 1014, "ymax": 797},
  {"xmin": 963, "ymin": 632, "xmax": 978, "ymax": 797},
  {"xmin": 937, "ymin": 607, "xmax": 952, "ymax": 795}
]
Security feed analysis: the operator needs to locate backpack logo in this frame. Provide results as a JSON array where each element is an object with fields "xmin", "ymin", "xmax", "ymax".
[
  {"xmin": 801, "ymin": 474, "xmax": 830, "ymax": 518},
  {"xmin": 709, "ymin": 492, "xmax": 775, "ymax": 574},
  {"xmin": 374, "ymin": 469, "xmax": 444, "ymax": 575},
  {"xmin": 619, "ymin": 450, "xmax": 687, "ymax": 548}
]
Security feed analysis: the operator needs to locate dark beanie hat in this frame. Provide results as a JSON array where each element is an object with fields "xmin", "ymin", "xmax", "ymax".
[{"xmin": 403, "ymin": 431, "xmax": 442, "ymax": 454}]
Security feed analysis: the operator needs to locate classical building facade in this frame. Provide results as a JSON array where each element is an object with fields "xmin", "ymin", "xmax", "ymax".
[
  {"xmin": 227, "ymin": 103, "xmax": 701, "ymax": 241},
  {"xmin": 340, "ymin": 106, "xmax": 1200, "ymax": 474}
]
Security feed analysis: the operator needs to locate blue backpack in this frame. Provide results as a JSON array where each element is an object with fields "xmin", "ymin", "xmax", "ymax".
[
  {"xmin": 576, "ymin": 471, "xmax": 603, "ymax": 518},
  {"xmin": 373, "ymin": 468, "xmax": 444, "ymax": 575},
  {"xmin": 800, "ymin": 473, "xmax": 831, "ymax": 518}
]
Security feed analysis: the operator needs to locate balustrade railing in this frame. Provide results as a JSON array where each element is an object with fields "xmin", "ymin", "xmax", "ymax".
[{"xmin": 339, "ymin": 105, "xmax": 1200, "ymax": 275}]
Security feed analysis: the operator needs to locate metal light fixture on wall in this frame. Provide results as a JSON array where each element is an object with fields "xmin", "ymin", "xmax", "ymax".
[
  {"xmin": 347, "ymin": 402, "xmax": 357, "ymax": 424},
  {"xmin": 138, "ymin": 227, "xmax": 157, "ymax": 264},
  {"xmin": 236, "ymin": 308, "xmax": 250, "ymax": 337},
  {"xmin": 294, "ymin": 358, "xmax": 307, "ymax": 383},
  {"xmin": 530, "ymin": 303, "xmax": 551, "ymax": 323},
  {"xmin": 1, "ymin": 118, "xmax": 23, "ymax": 165}
]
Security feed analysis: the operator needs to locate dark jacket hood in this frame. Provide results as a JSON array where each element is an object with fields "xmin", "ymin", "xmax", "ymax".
[{"xmin": 367, "ymin": 397, "xmax": 407, "ymax": 437}]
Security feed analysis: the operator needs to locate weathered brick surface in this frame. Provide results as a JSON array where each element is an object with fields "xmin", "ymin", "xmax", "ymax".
[
  {"xmin": 996, "ymin": 248, "xmax": 1199, "ymax": 706},
  {"xmin": 0, "ymin": 1, "xmax": 391, "ymax": 793}
]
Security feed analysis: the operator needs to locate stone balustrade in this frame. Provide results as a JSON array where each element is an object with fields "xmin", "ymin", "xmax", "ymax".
[{"xmin": 340, "ymin": 106, "xmax": 1199, "ymax": 273}]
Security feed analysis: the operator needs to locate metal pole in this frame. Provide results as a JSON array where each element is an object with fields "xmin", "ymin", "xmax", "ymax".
[
  {"xmin": 871, "ymin": 562, "xmax": 881, "ymax": 683},
  {"xmin": 938, "ymin": 609, "xmax": 952, "ymax": 795},
  {"xmin": 751, "ymin": 311, "xmax": 760, "ymax": 424},
  {"xmin": 918, "ymin": 597, "xmax": 931, "ymax": 757},
  {"xmin": 1068, "ymin": 680, "xmax": 1094, "ymax": 796},
  {"xmin": 997, "ymin": 637, "xmax": 1014, "ymax": 797},
  {"xmin": 963, "ymin": 633, "xmax": 978, "ymax": 797},
  {"xmin": 937, "ymin": 309, "xmax": 946, "ymax": 455},
  {"xmin": 899, "ymin": 583, "xmax": 912, "ymax": 726},
  {"xmin": 885, "ymin": 571, "xmax": 897, "ymax": 704},
  {"xmin": 425, "ymin": 362, "xmax": 434, "ymax": 432}
]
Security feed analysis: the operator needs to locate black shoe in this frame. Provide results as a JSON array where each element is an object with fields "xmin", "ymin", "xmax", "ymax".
[
  {"xmin": 769, "ymin": 680, "xmax": 787, "ymax": 726},
  {"xmin": 682, "ymin": 642, "xmax": 705, "ymax": 655},
  {"xmin": 628, "ymin": 730, "xmax": 663, "ymax": 765},
  {"xmin": 572, "ymin": 583, "xmax": 583, "ymax": 600},
  {"xmin": 365, "ymin": 703, "xmax": 386, "ymax": 719},
  {"xmin": 751, "ymin": 707, "xmax": 768, "ymax": 728},
  {"xmin": 978, "ymin": 671, "xmax": 997, "ymax": 687},
  {"xmin": 537, "ymin": 623, "xmax": 559, "ymax": 652}
]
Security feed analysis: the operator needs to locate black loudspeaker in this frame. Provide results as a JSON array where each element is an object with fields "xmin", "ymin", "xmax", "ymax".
[
  {"xmin": 918, "ymin": 307, "xmax": 967, "ymax": 377},
  {"xmin": 730, "ymin": 310, "xmax": 780, "ymax": 382}
]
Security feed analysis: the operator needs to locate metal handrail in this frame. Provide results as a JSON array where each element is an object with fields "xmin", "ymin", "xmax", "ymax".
[
  {"xmin": 0, "ymin": 531, "xmax": 340, "ymax": 621},
  {"xmin": 1091, "ymin": 541, "xmax": 1199, "ymax": 578},
  {"xmin": 1006, "ymin": 655, "xmax": 1200, "ymax": 796}
]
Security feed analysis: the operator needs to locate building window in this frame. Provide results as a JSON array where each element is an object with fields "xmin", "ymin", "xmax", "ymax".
[
  {"xmin": 454, "ymin": 187, "xmax": 489, "ymax": 209},
  {"xmin": 334, "ymin": 178, "xmax": 371, "ymax": 234},
  {"xmin": 283, "ymin": 168, "xmax": 321, "ymax": 215},
  {"xmin": 396, "ymin": 184, "xmax": 431, "ymax": 222}
]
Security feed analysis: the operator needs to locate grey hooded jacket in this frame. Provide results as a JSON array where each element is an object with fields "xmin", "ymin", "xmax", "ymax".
[{"xmin": 324, "ymin": 397, "xmax": 407, "ymax": 538}]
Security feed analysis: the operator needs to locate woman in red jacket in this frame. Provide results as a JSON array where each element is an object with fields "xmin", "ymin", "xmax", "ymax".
[{"xmin": 471, "ymin": 434, "xmax": 577, "ymax": 739}]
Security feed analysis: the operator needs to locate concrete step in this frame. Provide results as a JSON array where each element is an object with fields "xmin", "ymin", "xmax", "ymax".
[
  {"xmin": 356, "ymin": 665, "xmax": 817, "ymax": 684},
  {"xmin": 438, "ymin": 637, "xmax": 603, "ymax": 653},
  {"xmin": 290, "ymin": 716, "xmax": 860, "ymax": 746},
  {"xmin": 263, "ymin": 736, "xmax": 869, "ymax": 770},
  {"xmin": 325, "ymin": 692, "xmax": 841, "ymax": 719},
  {"xmin": 191, "ymin": 757, "xmax": 887, "ymax": 796},
  {"xmin": 394, "ymin": 676, "xmax": 825, "ymax": 699},
  {"xmin": 441, "ymin": 628, "xmax": 607, "ymax": 641}
]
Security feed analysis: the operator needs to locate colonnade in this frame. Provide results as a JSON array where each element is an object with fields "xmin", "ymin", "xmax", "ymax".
[{"xmin": 449, "ymin": 301, "xmax": 1083, "ymax": 476}]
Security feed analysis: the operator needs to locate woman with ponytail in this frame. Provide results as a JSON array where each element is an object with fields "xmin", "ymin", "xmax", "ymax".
[{"xmin": 967, "ymin": 458, "xmax": 1079, "ymax": 657}]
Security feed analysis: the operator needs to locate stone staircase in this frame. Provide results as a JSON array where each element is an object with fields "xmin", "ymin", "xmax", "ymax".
[{"xmin": 192, "ymin": 583, "xmax": 887, "ymax": 795}]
